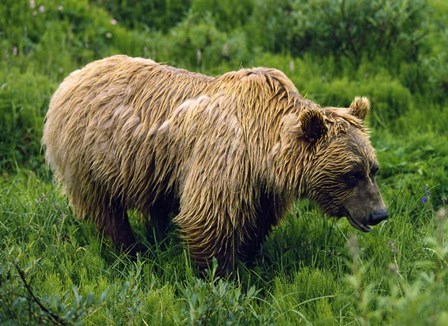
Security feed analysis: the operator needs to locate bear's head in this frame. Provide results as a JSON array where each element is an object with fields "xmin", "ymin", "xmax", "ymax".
[{"xmin": 282, "ymin": 97, "xmax": 388, "ymax": 232}]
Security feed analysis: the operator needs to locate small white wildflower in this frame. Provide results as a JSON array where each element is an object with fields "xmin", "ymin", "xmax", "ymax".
[
  {"xmin": 111, "ymin": 18, "xmax": 117, "ymax": 25},
  {"xmin": 389, "ymin": 263, "xmax": 399, "ymax": 274},
  {"xmin": 289, "ymin": 60, "xmax": 295, "ymax": 73},
  {"xmin": 29, "ymin": 0, "xmax": 35, "ymax": 9},
  {"xmin": 39, "ymin": 5, "xmax": 45, "ymax": 13},
  {"xmin": 105, "ymin": 32, "xmax": 112, "ymax": 39},
  {"xmin": 197, "ymin": 48, "xmax": 202, "ymax": 65},
  {"xmin": 346, "ymin": 234, "xmax": 359, "ymax": 259},
  {"xmin": 436, "ymin": 207, "xmax": 447, "ymax": 221},
  {"xmin": 221, "ymin": 43, "xmax": 228, "ymax": 57}
]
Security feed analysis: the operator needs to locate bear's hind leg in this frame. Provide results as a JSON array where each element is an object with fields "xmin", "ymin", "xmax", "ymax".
[
  {"xmin": 95, "ymin": 199, "xmax": 141, "ymax": 255},
  {"xmin": 146, "ymin": 194, "xmax": 179, "ymax": 243}
]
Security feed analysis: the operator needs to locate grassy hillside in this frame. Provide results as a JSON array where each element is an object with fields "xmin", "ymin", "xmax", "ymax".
[{"xmin": 1, "ymin": 0, "xmax": 447, "ymax": 324}]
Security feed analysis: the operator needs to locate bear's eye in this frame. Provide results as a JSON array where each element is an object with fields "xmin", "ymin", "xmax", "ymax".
[{"xmin": 343, "ymin": 169, "xmax": 364, "ymax": 187}]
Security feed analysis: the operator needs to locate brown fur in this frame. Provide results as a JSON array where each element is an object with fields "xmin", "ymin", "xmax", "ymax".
[{"xmin": 43, "ymin": 55, "xmax": 386, "ymax": 274}]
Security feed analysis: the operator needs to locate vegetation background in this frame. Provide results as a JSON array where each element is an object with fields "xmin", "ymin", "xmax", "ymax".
[{"xmin": 1, "ymin": 0, "xmax": 447, "ymax": 324}]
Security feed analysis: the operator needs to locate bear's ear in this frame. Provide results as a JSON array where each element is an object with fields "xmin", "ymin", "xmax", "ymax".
[
  {"xmin": 297, "ymin": 109, "xmax": 327, "ymax": 143},
  {"xmin": 349, "ymin": 97, "xmax": 370, "ymax": 120}
]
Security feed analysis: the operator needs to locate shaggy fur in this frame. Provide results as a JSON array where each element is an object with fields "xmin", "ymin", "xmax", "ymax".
[{"xmin": 43, "ymin": 55, "xmax": 386, "ymax": 274}]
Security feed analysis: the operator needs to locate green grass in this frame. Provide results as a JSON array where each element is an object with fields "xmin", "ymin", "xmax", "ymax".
[
  {"xmin": 1, "ymin": 155, "xmax": 447, "ymax": 324},
  {"xmin": 1, "ymin": 0, "xmax": 448, "ymax": 324}
]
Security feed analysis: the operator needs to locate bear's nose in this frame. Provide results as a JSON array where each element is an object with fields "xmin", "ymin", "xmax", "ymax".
[{"xmin": 368, "ymin": 208, "xmax": 388, "ymax": 225}]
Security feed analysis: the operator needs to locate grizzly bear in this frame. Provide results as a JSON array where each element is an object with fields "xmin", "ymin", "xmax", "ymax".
[{"xmin": 43, "ymin": 55, "xmax": 387, "ymax": 275}]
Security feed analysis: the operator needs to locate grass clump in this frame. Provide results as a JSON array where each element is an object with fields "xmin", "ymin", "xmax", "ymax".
[{"xmin": 1, "ymin": 165, "xmax": 447, "ymax": 324}]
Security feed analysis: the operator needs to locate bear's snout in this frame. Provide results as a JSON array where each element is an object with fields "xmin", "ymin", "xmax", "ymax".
[{"xmin": 368, "ymin": 208, "xmax": 388, "ymax": 226}]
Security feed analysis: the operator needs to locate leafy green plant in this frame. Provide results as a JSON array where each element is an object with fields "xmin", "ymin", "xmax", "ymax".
[
  {"xmin": 158, "ymin": 12, "xmax": 251, "ymax": 71},
  {"xmin": 91, "ymin": 0, "xmax": 190, "ymax": 32},
  {"xmin": 0, "ymin": 70, "xmax": 54, "ymax": 170},
  {"xmin": 249, "ymin": 0, "xmax": 427, "ymax": 67},
  {"xmin": 176, "ymin": 261, "xmax": 267, "ymax": 325}
]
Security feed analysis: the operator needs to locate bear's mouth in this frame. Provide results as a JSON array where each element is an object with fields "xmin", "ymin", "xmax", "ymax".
[{"xmin": 346, "ymin": 214, "xmax": 371, "ymax": 232}]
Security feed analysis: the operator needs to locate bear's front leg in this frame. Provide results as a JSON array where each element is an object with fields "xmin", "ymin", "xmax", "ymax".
[
  {"xmin": 173, "ymin": 207, "xmax": 241, "ymax": 276},
  {"xmin": 173, "ymin": 179, "xmax": 250, "ymax": 276}
]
